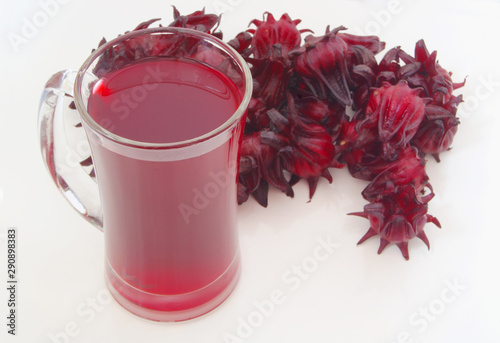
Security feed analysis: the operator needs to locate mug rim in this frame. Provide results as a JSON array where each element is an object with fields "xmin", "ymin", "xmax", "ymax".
[{"xmin": 74, "ymin": 27, "xmax": 252, "ymax": 149}]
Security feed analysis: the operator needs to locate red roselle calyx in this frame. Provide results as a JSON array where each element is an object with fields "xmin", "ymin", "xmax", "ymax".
[
  {"xmin": 248, "ymin": 13, "xmax": 307, "ymax": 59},
  {"xmin": 376, "ymin": 40, "xmax": 465, "ymax": 161},
  {"xmin": 349, "ymin": 146, "xmax": 441, "ymax": 260},
  {"xmin": 352, "ymin": 183, "xmax": 441, "ymax": 260},
  {"xmin": 79, "ymin": 8, "xmax": 464, "ymax": 260},
  {"xmin": 244, "ymin": 13, "xmax": 310, "ymax": 109},
  {"xmin": 92, "ymin": 7, "xmax": 223, "ymax": 77},
  {"xmin": 168, "ymin": 6, "xmax": 222, "ymax": 37},
  {"xmin": 290, "ymin": 26, "xmax": 352, "ymax": 106},
  {"xmin": 275, "ymin": 94, "xmax": 339, "ymax": 198},
  {"xmin": 359, "ymin": 81, "xmax": 426, "ymax": 160}
]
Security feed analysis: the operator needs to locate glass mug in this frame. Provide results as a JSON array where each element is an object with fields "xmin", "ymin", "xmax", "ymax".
[{"xmin": 38, "ymin": 27, "xmax": 252, "ymax": 321}]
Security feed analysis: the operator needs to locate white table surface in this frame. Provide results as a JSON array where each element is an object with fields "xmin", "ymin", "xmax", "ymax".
[{"xmin": 1, "ymin": 0, "xmax": 500, "ymax": 342}]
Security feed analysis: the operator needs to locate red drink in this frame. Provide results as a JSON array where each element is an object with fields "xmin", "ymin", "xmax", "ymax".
[
  {"xmin": 86, "ymin": 57, "xmax": 244, "ymax": 319},
  {"xmin": 88, "ymin": 58, "xmax": 240, "ymax": 143}
]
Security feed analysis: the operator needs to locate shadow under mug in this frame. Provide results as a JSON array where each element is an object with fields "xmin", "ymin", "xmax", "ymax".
[{"xmin": 38, "ymin": 27, "xmax": 252, "ymax": 321}]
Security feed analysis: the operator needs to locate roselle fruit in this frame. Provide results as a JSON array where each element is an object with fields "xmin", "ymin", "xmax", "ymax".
[
  {"xmin": 243, "ymin": 13, "xmax": 308, "ymax": 109},
  {"xmin": 249, "ymin": 57, "xmax": 292, "ymax": 109},
  {"xmin": 238, "ymin": 94, "xmax": 341, "ymax": 204},
  {"xmin": 232, "ymin": 11, "xmax": 462, "ymax": 259},
  {"xmin": 360, "ymin": 146, "xmax": 429, "ymax": 202},
  {"xmin": 290, "ymin": 26, "xmax": 352, "ymax": 106},
  {"xmin": 358, "ymin": 80, "xmax": 426, "ymax": 159},
  {"xmin": 352, "ymin": 183, "xmax": 440, "ymax": 260},
  {"xmin": 350, "ymin": 147, "xmax": 440, "ymax": 260},
  {"xmin": 168, "ymin": 6, "xmax": 222, "ymax": 37},
  {"xmin": 227, "ymin": 31, "xmax": 253, "ymax": 56},
  {"xmin": 411, "ymin": 111, "xmax": 460, "ymax": 162},
  {"xmin": 275, "ymin": 95, "xmax": 339, "ymax": 198},
  {"xmin": 338, "ymin": 32, "xmax": 386, "ymax": 56},
  {"xmin": 338, "ymin": 80, "xmax": 438, "ymax": 259},
  {"xmin": 92, "ymin": 7, "xmax": 223, "ymax": 77},
  {"xmin": 375, "ymin": 40, "xmax": 465, "ymax": 161},
  {"xmin": 238, "ymin": 133, "xmax": 286, "ymax": 207},
  {"xmin": 294, "ymin": 96, "xmax": 344, "ymax": 132},
  {"xmin": 248, "ymin": 13, "xmax": 306, "ymax": 59},
  {"xmin": 338, "ymin": 81, "xmax": 426, "ymax": 182}
]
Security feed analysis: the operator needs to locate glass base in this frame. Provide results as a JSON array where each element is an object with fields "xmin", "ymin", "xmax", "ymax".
[{"xmin": 105, "ymin": 251, "xmax": 241, "ymax": 322}]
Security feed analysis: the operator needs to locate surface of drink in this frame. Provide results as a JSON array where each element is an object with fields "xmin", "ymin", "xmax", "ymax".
[{"xmin": 88, "ymin": 57, "xmax": 241, "ymax": 143}]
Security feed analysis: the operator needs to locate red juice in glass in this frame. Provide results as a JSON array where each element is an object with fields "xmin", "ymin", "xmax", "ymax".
[
  {"xmin": 38, "ymin": 27, "xmax": 251, "ymax": 322},
  {"xmin": 86, "ymin": 57, "xmax": 244, "ymax": 318}
]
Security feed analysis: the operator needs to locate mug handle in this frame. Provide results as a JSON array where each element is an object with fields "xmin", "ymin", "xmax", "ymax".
[{"xmin": 38, "ymin": 70, "xmax": 103, "ymax": 231}]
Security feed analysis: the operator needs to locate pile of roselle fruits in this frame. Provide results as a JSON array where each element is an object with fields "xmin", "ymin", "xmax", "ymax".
[{"xmin": 85, "ymin": 8, "xmax": 465, "ymax": 260}]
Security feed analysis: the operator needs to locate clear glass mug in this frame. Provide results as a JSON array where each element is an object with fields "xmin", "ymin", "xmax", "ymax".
[{"xmin": 38, "ymin": 27, "xmax": 252, "ymax": 321}]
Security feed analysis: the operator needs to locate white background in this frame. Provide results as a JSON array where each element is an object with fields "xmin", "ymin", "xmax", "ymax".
[{"xmin": 1, "ymin": 0, "xmax": 500, "ymax": 342}]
